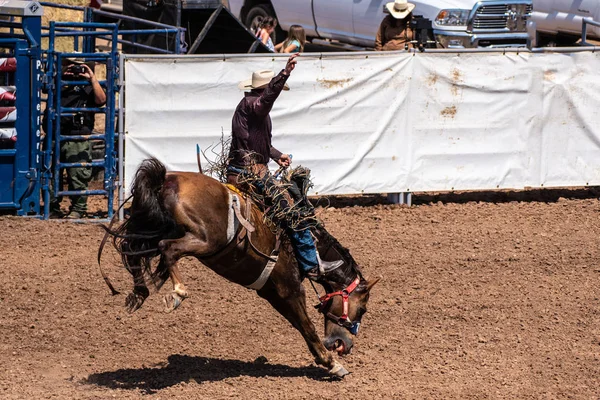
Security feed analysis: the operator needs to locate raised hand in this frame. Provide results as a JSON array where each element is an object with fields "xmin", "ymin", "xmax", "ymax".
[{"xmin": 284, "ymin": 53, "xmax": 299, "ymax": 75}]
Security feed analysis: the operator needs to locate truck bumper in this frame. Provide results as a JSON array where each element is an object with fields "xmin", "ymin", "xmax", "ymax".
[{"xmin": 434, "ymin": 30, "xmax": 529, "ymax": 49}]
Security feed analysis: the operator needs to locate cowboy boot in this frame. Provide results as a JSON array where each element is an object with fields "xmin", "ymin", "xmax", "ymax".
[
  {"xmin": 317, "ymin": 252, "xmax": 344, "ymax": 274},
  {"xmin": 288, "ymin": 228, "xmax": 343, "ymax": 279},
  {"xmin": 306, "ymin": 252, "xmax": 344, "ymax": 280}
]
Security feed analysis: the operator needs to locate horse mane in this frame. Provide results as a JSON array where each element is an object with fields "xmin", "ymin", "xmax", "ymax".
[{"xmin": 314, "ymin": 224, "xmax": 364, "ymax": 284}]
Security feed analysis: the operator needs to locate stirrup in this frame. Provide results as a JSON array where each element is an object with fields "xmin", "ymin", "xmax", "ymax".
[
  {"xmin": 316, "ymin": 252, "xmax": 344, "ymax": 275},
  {"xmin": 319, "ymin": 259, "xmax": 344, "ymax": 274}
]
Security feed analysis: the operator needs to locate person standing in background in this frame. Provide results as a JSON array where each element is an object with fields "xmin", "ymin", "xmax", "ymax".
[
  {"xmin": 45, "ymin": 59, "xmax": 106, "ymax": 219},
  {"xmin": 375, "ymin": 0, "xmax": 415, "ymax": 51}
]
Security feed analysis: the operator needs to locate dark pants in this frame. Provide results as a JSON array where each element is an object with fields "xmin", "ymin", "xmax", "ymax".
[
  {"xmin": 228, "ymin": 165, "xmax": 319, "ymax": 273},
  {"xmin": 50, "ymin": 140, "xmax": 92, "ymax": 213}
]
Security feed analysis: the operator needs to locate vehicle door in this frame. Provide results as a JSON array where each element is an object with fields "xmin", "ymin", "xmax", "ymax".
[
  {"xmin": 271, "ymin": 1, "xmax": 318, "ymax": 37},
  {"xmin": 352, "ymin": 0, "xmax": 387, "ymax": 47},
  {"xmin": 312, "ymin": 0, "xmax": 354, "ymax": 43}
]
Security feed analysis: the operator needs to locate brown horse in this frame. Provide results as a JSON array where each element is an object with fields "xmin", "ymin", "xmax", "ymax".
[{"xmin": 100, "ymin": 158, "xmax": 379, "ymax": 378}]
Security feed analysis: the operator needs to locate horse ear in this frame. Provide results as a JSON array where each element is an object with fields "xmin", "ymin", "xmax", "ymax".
[{"xmin": 366, "ymin": 276, "xmax": 381, "ymax": 292}]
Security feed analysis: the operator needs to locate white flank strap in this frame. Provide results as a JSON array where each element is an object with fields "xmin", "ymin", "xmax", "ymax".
[
  {"xmin": 226, "ymin": 193, "xmax": 236, "ymax": 243},
  {"xmin": 246, "ymin": 256, "xmax": 277, "ymax": 291}
]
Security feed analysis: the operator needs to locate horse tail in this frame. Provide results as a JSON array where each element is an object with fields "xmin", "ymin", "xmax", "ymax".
[
  {"xmin": 129, "ymin": 157, "xmax": 172, "ymax": 229},
  {"xmin": 100, "ymin": 158, "xmax": 180, "ymax": 290}
]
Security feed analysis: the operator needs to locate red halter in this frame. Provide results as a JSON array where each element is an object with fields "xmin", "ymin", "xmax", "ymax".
[{"xmin": 316, "ymin": 277, "xmax": 361, "ymax": 328}]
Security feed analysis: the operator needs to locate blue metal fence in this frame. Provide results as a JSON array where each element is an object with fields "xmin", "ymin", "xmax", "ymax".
[
  {"xmin": 0, "ymin": 1, "xmax": 185, "ymax": 219},
  {"xmin": 42, "ymin": 21, "xmax": 119, "ymax": 219},
  {"xmin": 40, "ymin": 2, "xmax": 185, "ymax": 55},
  {"xmin": 38, "ymin": 2, "xmax": 185, "ymax": 220}
]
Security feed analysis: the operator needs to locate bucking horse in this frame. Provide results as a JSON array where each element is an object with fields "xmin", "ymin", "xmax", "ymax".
[{"xmin": 99, "ymin": 158, "xmax": 379, "ymax": 378}]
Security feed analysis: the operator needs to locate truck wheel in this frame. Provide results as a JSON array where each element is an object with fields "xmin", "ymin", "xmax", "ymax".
[{"xmin": 245, "ymin": 4, "xmax": 282, "ymax": 44}]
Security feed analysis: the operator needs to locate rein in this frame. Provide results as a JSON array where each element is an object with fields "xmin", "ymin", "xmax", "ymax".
[{"xmin": 97, "ymin": 194, "xmax": 135, "ymax": 296}]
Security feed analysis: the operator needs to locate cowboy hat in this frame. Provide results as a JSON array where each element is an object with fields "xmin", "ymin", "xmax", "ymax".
[
  {"xmin": 60, "ymin": 55, "xmax": 95, "ymax": 72},
  {"xmin": 238, "ymin": 69, "xmax": 290, "ymax": 91},
  {"xmin": 386, "ymin": 0, "xmax": 416, "ymax": 19}
]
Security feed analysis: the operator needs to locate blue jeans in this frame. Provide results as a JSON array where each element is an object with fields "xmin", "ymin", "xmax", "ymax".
[{"xmin": 288, "ymin": 228, "xmax": 319, "ymax": 273}]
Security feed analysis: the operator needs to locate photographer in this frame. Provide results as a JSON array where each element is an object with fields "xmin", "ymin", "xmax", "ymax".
[
  {"xmin": 46, "ymin": 59, "xmax": 106, "ymax": 219},
  {"xmin": 375, "ymin": 0, "xmax": 415, "ymax": 51}
]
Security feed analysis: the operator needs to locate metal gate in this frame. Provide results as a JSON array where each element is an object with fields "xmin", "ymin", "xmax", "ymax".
[
  {"xmin": 0, "ymin": 1, "xmax": 43, "ymax": 216},
  {"xmin": 42, "ymin": 21, "xmax": 119, "ymax": 219},
  {"xmin": 0, "ymin": 1, "xmax": 186, "ymax": 219}
]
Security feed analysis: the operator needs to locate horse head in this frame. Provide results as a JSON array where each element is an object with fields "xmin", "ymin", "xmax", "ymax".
[{"xmin": 313, "ymin": 227, "xmax": 380, "ymax": 356}]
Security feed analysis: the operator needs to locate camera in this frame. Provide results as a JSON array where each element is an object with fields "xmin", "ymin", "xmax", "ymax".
[
  {"xmin": 409, "ymin": 15, "xmax": 436, "ymax": 51},
  {"xmin": 70, "ymin": 65, "xmax": 86, "ymax": 75},
  {"xmin": 409, "ymin": 15, "xmax": 433, "ymax": 31}
]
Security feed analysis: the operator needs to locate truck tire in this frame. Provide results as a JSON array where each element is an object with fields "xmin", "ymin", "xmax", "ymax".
[{"xmin": 245, "ymin": 3, "xmax": 283, "ymax": 44}]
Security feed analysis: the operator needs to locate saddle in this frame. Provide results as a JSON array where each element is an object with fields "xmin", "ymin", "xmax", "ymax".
[
  {"xmin": 234, "ymin": 166, "xmax": 318, "ymax": 230},
  {"xmin": 199, "ymin": 183, "xmax": 280, "ymax": 291},
  {"xmin": 215, "ymin": 167, "xmax": 320, "ymax": 288}
]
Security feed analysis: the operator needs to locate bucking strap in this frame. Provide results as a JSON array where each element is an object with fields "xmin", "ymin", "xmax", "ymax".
[
  {"xmin": 228, "ymin": 191, "xmax": 279, "ymax": 291},
  {"xmin": 245, "ymin": 255, "xmax": 278, "ymax": 290},
  {"xmin": 232, "ymin": 195, "xmax": 255, "ymax": 233}
]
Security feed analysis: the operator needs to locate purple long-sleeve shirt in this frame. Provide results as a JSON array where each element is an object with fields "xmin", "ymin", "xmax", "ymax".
[{"xmin": 228, "ymin": 70, "xmax": 290, "ymax": 168}]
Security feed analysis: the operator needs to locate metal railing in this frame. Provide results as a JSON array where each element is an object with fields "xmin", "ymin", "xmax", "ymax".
[
  {"xmin": 42, "ymin": 21, "xmax": 119, "ymax": 219},
  {"xmin": 38, "ymin": 1, "xmax": 188, "ymax": 219},
  {"xmin": 0, "ymin": 39, "xmax": 42, "ymax": 215},
  {"xmin": 581, "ymin": 18, "xmax": 600, "ymax": 46},
  {"xmin": 39, "ymin": 1, "xmax": 186, "ymax": 55}
]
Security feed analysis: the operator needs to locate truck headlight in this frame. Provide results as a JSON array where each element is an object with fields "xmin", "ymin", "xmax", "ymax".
[{"xmin": 435, "ymin": 9, "xmax": 470, "ymax": 26}]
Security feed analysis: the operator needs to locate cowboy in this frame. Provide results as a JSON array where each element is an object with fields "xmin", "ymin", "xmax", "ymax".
[
  {"xmin": 226, "ymin": 54, "xmax": 343, "ymax": 279},
  {"xmin": 375, "ymin": 0, "xmax": 416, "ymax": 51}
]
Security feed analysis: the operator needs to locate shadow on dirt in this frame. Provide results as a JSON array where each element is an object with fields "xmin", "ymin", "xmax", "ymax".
[
  {"xmin": 85, "ymin": 354, "xmax": 329, "ymax": 393},
  {"xmin": 314, "ymin": 187, "xmax": 600, "ymax": 209}
]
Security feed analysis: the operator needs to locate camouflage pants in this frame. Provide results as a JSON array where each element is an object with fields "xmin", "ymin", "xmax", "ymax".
[{"xmin": 50, "ymin": 140, "xmax": 92, "ymax": 213}]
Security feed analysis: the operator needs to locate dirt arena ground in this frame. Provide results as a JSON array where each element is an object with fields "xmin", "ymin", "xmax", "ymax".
[{"xmin": 1, "ymin": 190, "xmax": 600, "ymax": 399}]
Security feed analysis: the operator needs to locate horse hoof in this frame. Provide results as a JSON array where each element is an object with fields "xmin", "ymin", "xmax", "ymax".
[
  {"xmin": 125, "ymin": 292, "xmax": 146, "ymax": 313},
  {"xmin": 163, "ymin": 292, "xmax": 185, "ymax": 313},
  {"xmin": 329, "ymin": 362, "xmax": 350, "ymax": 379}
]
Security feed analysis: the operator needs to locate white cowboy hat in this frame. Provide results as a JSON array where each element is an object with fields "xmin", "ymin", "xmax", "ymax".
[
  {"xmin": 238, "ymin": 69, "xmax": 290, "ymax": 91},
  {"xmin": 386, "ymin": 0, "xmax": 416, "ymax": 19}
]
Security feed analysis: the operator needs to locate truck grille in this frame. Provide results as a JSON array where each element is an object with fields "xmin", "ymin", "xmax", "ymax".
[{"xmin": 471, "ymin": 3, "xmax": 532, "ymax": 32}]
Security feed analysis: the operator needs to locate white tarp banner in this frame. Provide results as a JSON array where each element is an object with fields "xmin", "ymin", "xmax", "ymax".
[{"xmin": 124, "ymin": 51, "xmax": 600, "ymax": 195}]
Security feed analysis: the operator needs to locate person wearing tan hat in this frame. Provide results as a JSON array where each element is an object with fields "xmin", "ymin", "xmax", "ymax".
[
  {"xmin": 228, "ymin": 54, "xmax": 295, "ymax": 173},
  {"xmin": 375, "ymin": 0, "xmax": 416, "ymax": 51},
  {"xmin": 226, "ymin": 53, "xmax": 344, "ymax": 280}
]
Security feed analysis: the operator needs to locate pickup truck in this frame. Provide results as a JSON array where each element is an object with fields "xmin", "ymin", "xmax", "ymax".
[
  {"xmin": 531, "ymin": 0, "xmax": 600, "ymax": 46},
  {"xmin": 99, "ymin": 0, "xmax": 123, "ymax": 13},
  {"xmin": 228, "ymin": 0, "xmax": 533, "ymax": 49}
]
